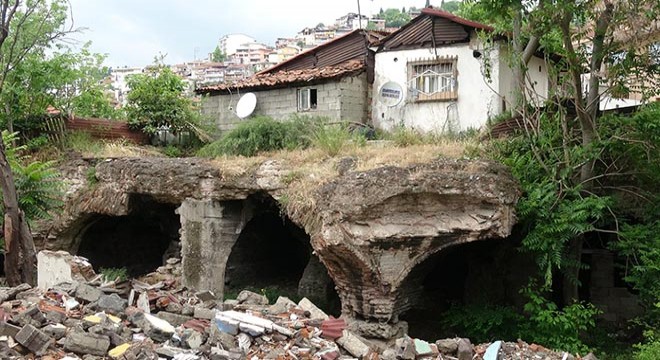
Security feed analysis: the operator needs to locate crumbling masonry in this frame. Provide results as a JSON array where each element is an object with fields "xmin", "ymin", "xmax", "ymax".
[{"xmin": 40, "ymin": 157, "xmax": 519, "ymax": 339}]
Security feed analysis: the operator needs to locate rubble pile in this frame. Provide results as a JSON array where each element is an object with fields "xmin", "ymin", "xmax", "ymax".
[{"xmin": 0, "ymin": 251, "xmax": 598, "ymax": 359}]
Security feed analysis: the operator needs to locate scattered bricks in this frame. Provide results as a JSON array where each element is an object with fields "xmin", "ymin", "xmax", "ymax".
[
  {"xmin": 193, "ymin": 307, "xmax": 216, "ymax": 320},
  {"xmin": 15, "ymin": 324, "xmax": 53, "ymax": 355},
  {"xmin": 457, "ymin": 338, "xmax": 474, "ymax": 360},
  {"xmin": 45, "ymin": 310, "xmax": 67, "ymax": 324},
  {"xmin": 64, "ymin": 331, "xmax": 111, "ymax": 356},
  {"xmin": 96, "ymin": 294, "xmax": 128, "ymax": 315},
  {"xmin": 75, "ymin": 283, "xmax": 103, "ymax": 303},
  {"xmin": 336, "ymin": 330, "xmax": 371, "ymax": 358},
  {"xmin": 0, "ymin": 321, "xmax": 21, "ymax": 338},
  {"xmin": 0, "ymin": 283, "xmax": 31, "ymax": 303},
  {"xmin": 42, "ymin": 324, "xmax": 67, "ymax": 340},
  {"xmin": 236, "ymin": 290, "xmax": 268, "ymax": 305},
  {"xmin": 298, "ymin": 297, "xmax": 329, "ymax": 321},
  {"xmin": 15, "ymin": 305, "xmax": 46, "ymax": 327},
  {"xmin": 155, "ymin": 311, "xmax": 193, "ymax": 327}
]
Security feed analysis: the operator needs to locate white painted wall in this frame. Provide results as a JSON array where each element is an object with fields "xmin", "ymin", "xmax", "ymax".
[
  {"xmin": 372, "ymin": 39, "xmax": 551, "ymax": 133},
  {"xmin": 498, "ymin": 46, "xmax": 549, "ymax": 111},
  {"xmin": 372, "ymin": 39, "xmax": 502, "ymax": 133}
]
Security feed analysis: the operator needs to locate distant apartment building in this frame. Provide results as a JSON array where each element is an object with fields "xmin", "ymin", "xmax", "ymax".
[
  {"xmin": 219, "ymin": 33, "xmax": 257, "ymax": 56},
  {"xmin": 335, "ymin": 12, "xmax": 370, "ymax": 30},
  {"xmin": 109, "ymin": 66, "xmax": 143, "ymax": 105}
]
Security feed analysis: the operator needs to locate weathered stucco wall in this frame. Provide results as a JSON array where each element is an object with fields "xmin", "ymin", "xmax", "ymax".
[
  {"xmin": 372, "ymin": 37, "xmax": 502, "ymax": 133},
  {"xmin": 200, "ymin": 73, "xmax": 370, "ymax": 132}
]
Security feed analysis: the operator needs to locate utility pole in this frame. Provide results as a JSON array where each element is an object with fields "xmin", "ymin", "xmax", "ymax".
[{"xmin": 357, "ymin": 0, "xmax": 363, "ymax": 29}]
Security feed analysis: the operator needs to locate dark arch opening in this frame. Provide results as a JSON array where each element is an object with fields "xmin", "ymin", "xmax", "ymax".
[
  {"xmin": 76, "ymin": 194, "xmax": 180, "ymax": 277},
  {"xmin": 225, "ymin": 194, "xmax": 340, "ymax": 315},
  {"xmin": 400, "ymin": 238, "xmax": 534, "ymax": 341}
]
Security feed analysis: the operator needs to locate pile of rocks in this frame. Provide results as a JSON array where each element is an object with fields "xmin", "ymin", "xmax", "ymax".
[{"xmin": 0, "ymin": 251, "xmax": 600, "ymax": 359}]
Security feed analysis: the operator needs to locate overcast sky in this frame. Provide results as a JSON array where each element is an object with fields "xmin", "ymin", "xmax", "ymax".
[{"xmin": 67, "ymin": 0, "xmax": 435, "ymax": 68}]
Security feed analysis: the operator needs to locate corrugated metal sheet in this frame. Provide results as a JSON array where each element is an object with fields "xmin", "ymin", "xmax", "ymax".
[
  {"xmin": 260, "ymin": 30, "xmax": 387, "ymax": 74},
  {"xmin": 379, "ymin": 8, "xmax": 493, "ymax": 52}
]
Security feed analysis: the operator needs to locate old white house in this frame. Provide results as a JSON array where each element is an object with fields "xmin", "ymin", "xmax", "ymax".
[{"xmin": 372, "ymin": 8, "xmax": 550, "ymax": 133}]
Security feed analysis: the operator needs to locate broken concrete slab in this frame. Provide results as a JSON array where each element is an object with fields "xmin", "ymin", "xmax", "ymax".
[
  {"xmin": 298, "ymin": 297, "xmax": 329, "ymax": 321},
  {"xmin": 156, "ymin": 311, "xmax": 193, "ymax": 327},
  {"xmin": 457, "ymin": 338, "xmax": 474, "ymax": 360},
  {"xmin": 236, "ymin": 290, "xmax": 268, "ymax": 305},
  {"xmin": 75, "ymin": 283, "xmax": 103, "ymax": 303},
  {"xmin": 64, "ymin": 331, "xmax": 111, "ymax": 356},
  {"xmin": 37, "ymin": 250, "xmax": 95, "ymax": 290},
  {"xmin": 336, "ymin": 330, "xmax": 371, "ymax": 358},
  {"xmin": 96, "ymin": 293, "xmax": 128, "ymax": 315}
]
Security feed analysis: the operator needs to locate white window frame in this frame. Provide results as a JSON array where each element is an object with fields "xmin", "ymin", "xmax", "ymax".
[
  {"xmin": 408, "ymin": 57, "xmax": 458, "ymax": 102},
  {"xmin": 297, "ymin": 88, "xmax": 317, "ymax": 111}
]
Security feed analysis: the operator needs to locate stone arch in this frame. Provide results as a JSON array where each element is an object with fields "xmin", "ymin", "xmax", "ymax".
[
  {"xmin": 73, "ymin": 194, "xmax": 181, "ymax": 276},
  {"xmin": 224, "ymin": 193, "xmax": 340, "ymax": 313}
]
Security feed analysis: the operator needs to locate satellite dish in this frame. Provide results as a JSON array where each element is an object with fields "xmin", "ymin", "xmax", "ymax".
[
  {"xmin": 236, "ymin": 92, "xmax": 257, "ymax": 119},
  {"xmin": 378, "ymin": 81, "xmax": 404, "ymax": 107}
]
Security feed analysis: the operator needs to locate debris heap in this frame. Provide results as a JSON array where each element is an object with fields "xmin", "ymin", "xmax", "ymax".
[{"xmin": 0, "ymin": 251, "xmax": 598, "ymax": 359}]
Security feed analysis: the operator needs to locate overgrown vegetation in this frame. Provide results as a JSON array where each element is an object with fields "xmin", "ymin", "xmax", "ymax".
[
  {"xmin": 442, "ymin": 286, "xmax": 600, "ymax": 354},
  {"xmin": 99, "ymin": 267, "xmax": 129, "ymax": 282},
  {"xmin": 0, "ymin": 131, "xmax": 62, "ymax": 227},
  {"xmin": 126, "ymin": 60, "xmax": 200, "ymax": 136},
  {"xmin": 197, "ymin": 115, "xmax": 369, "ymax": 158}
]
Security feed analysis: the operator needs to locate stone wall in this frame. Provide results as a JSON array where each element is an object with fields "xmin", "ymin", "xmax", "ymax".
[{"xmin": 200, "ymin": 73, "xmax": 370, "ymax": 132}]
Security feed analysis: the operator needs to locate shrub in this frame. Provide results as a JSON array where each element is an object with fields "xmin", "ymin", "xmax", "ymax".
[
  {"xmin": 197, "ymin": 115, "xmax": 324, "ymax": 157},
  {"xmin": 197, "ymin": 116, "xmax": 290, "ymax": 157},
  {"xmin": 441, "ymin": 303, "xmax": 525, "ymax": 342},
  {"xmin": 0, "ymin": 131, "xmax": 63, "ymax": 226},
  {"xmin": 390, "ymin": 126, "xmax": 424, "ymax": 147},
  {"xmin": 521, "ymin": 286, "xmax": 600, "ymax": 354},
  {"xmin": 311, "ymin": 123, "xmax": 366, "ymax": 157},
  {"xmin": 100, "ymin": 267, "xmax": 129, "ymax": 282},
  {"xmin": 65, "ymin": 131, "xmax": 103, "ymax": 155}
]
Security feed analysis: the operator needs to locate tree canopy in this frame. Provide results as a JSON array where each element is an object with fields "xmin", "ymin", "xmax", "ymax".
[{"xmin": 125, "ymin": 62, "xmax": 197, "ymax": 135}]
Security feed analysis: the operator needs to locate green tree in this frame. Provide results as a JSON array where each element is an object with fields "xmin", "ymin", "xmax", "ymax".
[
  {"xmin": 125, "ymin": 61, "xmax": 198, "ymax": 136},
  {"xmin": 382, "ymin": 8, "xmax": 411, "ymax": 28},
  {"xmin": 2, "ymin": 43, "xmax": 120, "ymax": 131},
  {"xmin": 0, "ymin": 0, "xmax": 74, "ymax": 286},
  {"xmin": 211, "ymin": 45, "xmax": 226, "ymax": 63},
  {"xmin": 441, "ymin": 1, "xmax": 461, "ymax": 13},
  {"xmin": 467, "ymin": 0, "xmax": 660, "ymax": 305}
]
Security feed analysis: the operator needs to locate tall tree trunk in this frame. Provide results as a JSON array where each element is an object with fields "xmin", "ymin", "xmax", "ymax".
[
  {"xmin": 558, "ymin": 1, "xmax": 613, "ymax": 305},
  {"xmin": 0, "ymin": 137, "xmax": 36, "ymax": 286}
]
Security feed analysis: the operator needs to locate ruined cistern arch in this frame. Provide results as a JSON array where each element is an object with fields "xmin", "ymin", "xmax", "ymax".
[{"xmin": 44, "ymin": 157, "xmax": 519, "ymax": 340}]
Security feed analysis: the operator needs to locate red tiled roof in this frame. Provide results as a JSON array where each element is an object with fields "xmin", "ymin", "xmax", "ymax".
[{"xmin": 196, "ymin": 59, "xmax": 366, "ymax": 93}]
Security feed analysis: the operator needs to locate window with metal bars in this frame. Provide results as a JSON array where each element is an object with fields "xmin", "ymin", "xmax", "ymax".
[{"xmin": 408, "ymin": 58, "xmax": 458, "ymax": 101}]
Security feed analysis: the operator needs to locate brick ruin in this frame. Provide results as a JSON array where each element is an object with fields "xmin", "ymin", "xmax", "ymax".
[{"xmin": 35, "ymin": 157, "xmax": 640, "ymax": 340}]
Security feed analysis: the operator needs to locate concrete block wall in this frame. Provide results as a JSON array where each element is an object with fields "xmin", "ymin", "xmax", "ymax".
[
  {"xmin": 339, "ymin": 74, "xmax": 370, "ymax": 123},
  {"xmin": 200, "ymin": 73, "xmax": 371, "ymax": 133}
]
